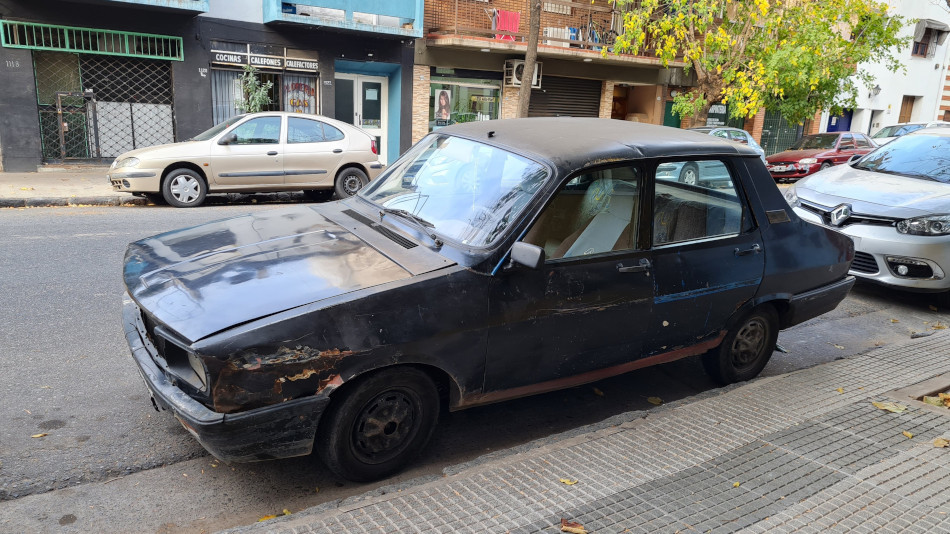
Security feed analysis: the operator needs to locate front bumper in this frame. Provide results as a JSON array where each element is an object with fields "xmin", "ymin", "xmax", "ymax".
[
  {"xmin": 109, "ymin": 169, "xmax": 160, "ymax": 193},
  {"xmin": 794, "ymin": 207, "xmax": 950, "ymax": 291},
  {"xmin": 123, "ymin": 297, "xmax": 329, "ymax": 462},
  {"xmin": 785, "ymin": 276, "xmax": 856, "ymax": 327},
  {"xmin": 768, "ymin": 162, "xmax": 820, "ymax": 181}
]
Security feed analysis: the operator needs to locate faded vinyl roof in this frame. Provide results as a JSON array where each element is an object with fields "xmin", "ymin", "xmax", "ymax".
[{"xmin": 437, "ymin": 118, "xmax": 760, "ymax": 172}]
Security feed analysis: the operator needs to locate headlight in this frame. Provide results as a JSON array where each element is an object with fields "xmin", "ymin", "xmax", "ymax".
[
  {"xmin": 114, "ymin": 157, "xmax": 140, "ymax": 169},
  {"xmin": 799, "ymin": 158, "xmax": 818, "ymax": 165},
  {"xmin": 896, "ymin": 214, "xmax": 950, "ymax": 236},
  {"xmin": 783, "ymin": 187, "xmax": 800, "ymax": 208}
]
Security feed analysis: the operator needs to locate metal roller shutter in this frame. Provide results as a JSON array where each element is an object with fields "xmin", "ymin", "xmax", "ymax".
[{"xmin": 528, "ymin": 76, "xmax": 601, "ymax": 118}]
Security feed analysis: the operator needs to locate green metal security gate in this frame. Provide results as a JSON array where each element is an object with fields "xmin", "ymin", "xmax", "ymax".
[
  {"xmin": 760, "ymin": 110, "xmax": 804, "ymax": 156},
  {"xmin": 2, "ymin": 20, "xmax": 181, "ymax": 162}
]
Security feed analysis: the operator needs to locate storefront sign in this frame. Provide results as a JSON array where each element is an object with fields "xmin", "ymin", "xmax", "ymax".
[
  {"xmin": 706, "ymin": 103, "xmax": 728, "ymax": 127},
  {"xmin": 212, "ymin": 46, "xmax": 318, "ymax": 73}
]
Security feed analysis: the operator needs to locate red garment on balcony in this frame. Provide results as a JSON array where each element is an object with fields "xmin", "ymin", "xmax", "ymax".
[{"xmin": 493, "ymin": 9, "xmax": 520, "ymax": 41}]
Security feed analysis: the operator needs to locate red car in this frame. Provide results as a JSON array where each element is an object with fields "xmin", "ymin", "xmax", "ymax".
[{"xmin": 766, "ymin": 132, "xmax": 877, "ymax": 182}]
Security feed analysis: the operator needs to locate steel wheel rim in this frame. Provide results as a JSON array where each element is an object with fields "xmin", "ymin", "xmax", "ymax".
[
  {"xmin": 730, "ymin": 317, "xmax": 768, "ymax": 371},
  {"xmin": 351, "ymin": 389, "xmax": 418, "ymax": 464},
  {"xmin": 682, "ymin": 167, "xmax": 698, "ymax": 185},
  {"xmin": 341, "ymin": 173, "xmax": 363, "ymax": 196},
  {"xmin": 170, "ymin": 176, "xmax": 200, "ymax": 204}
]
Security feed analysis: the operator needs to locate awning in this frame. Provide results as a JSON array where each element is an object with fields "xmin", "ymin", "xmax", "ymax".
[{"xmin": 914, "ymin": 18, "xmax": 950, "ymax": 46}]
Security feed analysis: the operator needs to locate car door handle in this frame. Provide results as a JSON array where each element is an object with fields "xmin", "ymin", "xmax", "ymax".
[
  {"xmin": 735, "ymin": 244, "xmax": 761, "ymax": 256},
  {"xmin": 333, "ymin": 148, "xmax": 343, "ymax": 153},
  {"xmin": 267, "ymin": 151, "xmax": 278, "ymax": 156},
  {"xmin": 617, "ymin": 258, "xmax": 651, "ymax": 273}
]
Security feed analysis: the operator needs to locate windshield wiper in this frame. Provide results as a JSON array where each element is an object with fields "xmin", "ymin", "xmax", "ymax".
[{"xmin": 380, "ymin": 208, "xmax": 443, "ymax": 247}]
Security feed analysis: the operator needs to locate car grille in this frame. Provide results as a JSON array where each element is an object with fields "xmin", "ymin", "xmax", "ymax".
[
  {"xmin": 799, "ymin": 200, "xmax": 897, "ymax": 228},
  {"xmin": 851, "ymin": 252, "xmax": 879, "ymax": 274}
]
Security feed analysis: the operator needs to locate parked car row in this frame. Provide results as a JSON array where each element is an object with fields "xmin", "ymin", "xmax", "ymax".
[{"xmin": 766, "ymin": 132, "xmax": 877, "ymax": 182}]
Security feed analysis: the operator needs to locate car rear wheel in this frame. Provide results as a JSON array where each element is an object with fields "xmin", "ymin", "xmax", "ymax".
[
  {"xmin": 316, "ymin": 367, "xmax": 440, "ymax": 482},
  {"xmin": 703, "ymin": 305, "xmax": 778, "ymax": 385},
  {"xmin": 678, "ymin": 163, "xmax": 699, "ymax": 185},
  {"xmin": 162, "ymin": 169, "xmax": 207, "ymax": 208},
  {"xmin": 334, "ymin": 167, "xmax": 369, "ymax": 199}
]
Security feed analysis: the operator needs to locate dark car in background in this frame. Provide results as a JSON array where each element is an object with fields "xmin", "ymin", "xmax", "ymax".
[
  {"xmin": 123, "ymin": 119, "xmax": 855, "ymax": 482},
  {"xmin": 767, "ymin": 132, "xmax": 876, "ymax": 182}
]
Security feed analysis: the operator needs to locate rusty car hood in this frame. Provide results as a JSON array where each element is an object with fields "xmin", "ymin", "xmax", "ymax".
[{"xmin": 124, "ymin": 204, "xmax": 449, "ymax": 341}]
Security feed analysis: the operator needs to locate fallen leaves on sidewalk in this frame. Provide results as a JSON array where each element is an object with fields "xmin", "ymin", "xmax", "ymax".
[
  {"xmin": 934, "ymin": 323, "xmax": 948, "ymax": 330},
  {"xmin": 257, "ymin": 510, "xmax": 292, "ymax": 522},
  {"xmin": 559, "ymin": 478, "xmax": 579, "ymax": 485},
  {"xmin": 902, "ymin": 431, "xmax": 914, "ymax": 439},
  {"xmin": 592, "ymin": 387, "xmax": 604, "ymax": 397},
  {"xmin": 836, "ymin": 388, "xmax": 844, "ymax": 394},
  {"xmin": 934, "ymin": 438, "xmax": 949, "ymax": 448},
  {"xmin": 560, "ymin": 518, "xmax": 588, "ymax": 534},
  {"xmin": 30, "ymin": 433, "xmax": 47, "ymax": 438},
  {"xmin": 871, "ymin": 401, "xmax": 907, "ymax": 413},
  {"xmin": 890, "ymin": 318, "xmax": 900, "ymax": 323},
  {"xmin": 733, "ymin": 482, "xmax": 740, "ymax": 488},
  {"xmin": 647, "ymin": 397, "xmax": 663, "ymax": 405},
  {"xmin": 828, "ymin": 342, "xmax": 845, "ymax": 350}
]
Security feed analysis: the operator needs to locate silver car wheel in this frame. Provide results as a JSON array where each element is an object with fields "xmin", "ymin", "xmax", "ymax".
[
  {"xmin": 680, "ymin": 164, "xmax": 699, "ymax": 185},
  {"xmin": 170, "ymin": 176, "xmax": 201, "ymax": 204}
]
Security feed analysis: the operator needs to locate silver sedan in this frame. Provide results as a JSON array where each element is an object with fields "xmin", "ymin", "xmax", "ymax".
[{"xmin": 784, "ymin": 129, "xmax": 950, "ymax": 293}]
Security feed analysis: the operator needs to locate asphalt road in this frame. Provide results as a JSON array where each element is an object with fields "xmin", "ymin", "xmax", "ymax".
[{"xmin": 1, "ymin": 203, "xmax": 948, "ymax": 533}]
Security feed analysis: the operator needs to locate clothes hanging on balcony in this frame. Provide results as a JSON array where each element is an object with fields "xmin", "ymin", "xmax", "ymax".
[{"xmin": 492, "ymin": 9, "xmax": 520, "ymax": 41}]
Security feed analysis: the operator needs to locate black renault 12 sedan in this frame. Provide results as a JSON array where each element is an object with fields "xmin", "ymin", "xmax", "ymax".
[{"xmin": 123, "ymin": 118, "xmax": 855, "ymax": 481}]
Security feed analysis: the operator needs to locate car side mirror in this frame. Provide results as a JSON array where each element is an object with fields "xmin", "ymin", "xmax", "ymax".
[
  {"xmin": 218, "ymin": 133, "xmax": 238, "ymax": 145},
  {"xmin": 508, "ymin": 242, "xmax": 544, "ymax": 270}
]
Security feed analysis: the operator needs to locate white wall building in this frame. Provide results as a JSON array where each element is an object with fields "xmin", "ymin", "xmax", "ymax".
[{"xmin": 819, "ymin": 0, "xmax": 950, "ymax": 136}]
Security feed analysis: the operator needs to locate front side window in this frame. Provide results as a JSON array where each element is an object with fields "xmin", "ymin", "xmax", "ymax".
[
  {"xmin": 653, "ymin": 160, "xmax": 746, "ymax": 246},
  {"xmin": 229, "ymin": 117, "xmax": 281, "ymax": 144},
  {"xmin": 839, "ymin": 134, "xmax": 854, "ymax": 149},
  {"xmin": 360, "ymin": 135, "xmax": 548, "ymax": 247},
  {"xmin": 854, "ymin": 135, "xmax": 871, "ymax": 148},
  {"xmin": 522, "ymin": 166, "xmax": 641, "ymax": 260}
]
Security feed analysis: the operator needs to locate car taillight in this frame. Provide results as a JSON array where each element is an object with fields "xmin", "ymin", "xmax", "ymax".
[{"xmin": 371, "ymin": 139, "xmax": 378, "ymax": 155}]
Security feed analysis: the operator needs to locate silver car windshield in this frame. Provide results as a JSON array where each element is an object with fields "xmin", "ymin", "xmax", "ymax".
[
  {"xmin": 359, "ymin": 134, "xmax": 548, "ymax": 247},
  {"xmin": 854, "ymin": 134, "xmax": 950, "ymax": 183}
]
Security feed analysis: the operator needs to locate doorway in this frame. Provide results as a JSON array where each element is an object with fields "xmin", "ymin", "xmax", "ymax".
[{"xmin": 334, "ymin": 74, "xmax": 388, "ymax": 164}]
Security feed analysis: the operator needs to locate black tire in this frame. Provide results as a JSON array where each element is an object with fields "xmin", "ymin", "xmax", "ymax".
[
  {"xmin": 162, "ymin": 169, "xmax": 207, "ymax": 208},
  {"xmin": 316, "ymin": 367, "xmax": 440, "ymax": 482},
  {"xmin": 679, "ymin": 162, "xmax": 700, "ymax": 185},
  {"xmin": 819, "ymin": 161, "xmax": 832, "ymax": 171},
  {"xmin": 304, "ymin": 189, "xmax": 334, "ymax": 203},
  {"xmin": 334, "ymin": 167, "xmax": 369, "ymax": 199},
  {"xmin": 703, "ymin": 305, "xmax": 779, "ymax": 385}
]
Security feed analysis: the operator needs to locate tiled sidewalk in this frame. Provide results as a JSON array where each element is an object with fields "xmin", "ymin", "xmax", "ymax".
[{"xmin": 226, "ymin": 332, "xmax": 950, "ymax": 534}]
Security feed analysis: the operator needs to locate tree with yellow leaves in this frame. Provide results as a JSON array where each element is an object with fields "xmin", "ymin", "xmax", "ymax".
[{"xmin": 612, "ymin": 0, "xmax": 907, "ymax": 126}]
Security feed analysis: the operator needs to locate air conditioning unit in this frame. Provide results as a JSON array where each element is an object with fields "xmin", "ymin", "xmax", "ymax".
[{"xmin": 504, "ymin": 60, "xmax": 542, "ymax": 88}]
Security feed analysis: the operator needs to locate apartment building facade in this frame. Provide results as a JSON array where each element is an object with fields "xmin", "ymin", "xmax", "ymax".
[{"xmin": 0, "ymin": 0, "xmax": 423, "ymax": 171}]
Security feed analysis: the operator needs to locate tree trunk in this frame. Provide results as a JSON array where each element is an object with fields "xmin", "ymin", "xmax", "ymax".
[{"xmin": 517, "ymin": 0, "xmax": 542, "ymax": 118}]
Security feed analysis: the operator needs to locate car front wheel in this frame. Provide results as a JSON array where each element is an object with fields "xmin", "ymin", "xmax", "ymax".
[
  {"xmin": 162, "ymin": 169, "xmax": 207, "ymax": 208},
  {"xmin": 316, "ymin": 367, "xmax": 440, "ymax": 482},
  {"xmin": 334, "ymin": 167, "xmax": 369, "ymax": 199},
  {"xmin": 703, "ymin": 305, "xmax": 778, "ymax": 385},
  {"xmin": 819, "ymin": 161, "xmax": 832, "ymax": 171}
]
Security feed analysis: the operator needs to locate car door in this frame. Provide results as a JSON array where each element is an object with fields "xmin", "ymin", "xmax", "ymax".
[
  {"xmin": 210, "ymin": 115, "xmax": 284, "ymax": 186},
  {"xmin": 833, "ymin": 134, "xmax": 857, "ymax": 164},
  {"xmin": 853, "ymin": 133, "xmax": 875, "ymax": 155},
  {"xmin": 283, "ymin": 116, "xmax": 348, "ymax": 186},
  {"xmin": 483, "ymin": 164, "xmax": 655, "ymax": 393},
  {"xmin": 649, "ymin": 158, "xmax": 765, "ymax": 351}
]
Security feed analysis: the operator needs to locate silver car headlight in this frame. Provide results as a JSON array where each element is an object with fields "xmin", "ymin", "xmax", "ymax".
[
  {"xmin": 896, "ymin": 214, "xmax": 950, "ymax": 236},
  {"xmin": 783, "ymin": 187, "xmax": 800, "ymax": 208},
  {"xmin": 799, "ymin": 158, "xmax": 818, "ymax": 165},
  {"xmin": 114, "ymin": 157, "xmax": 140, "ymax": 169}
]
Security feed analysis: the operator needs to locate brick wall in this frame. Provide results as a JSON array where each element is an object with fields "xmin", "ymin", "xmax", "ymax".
[
  {"xmin": 501, "ymin": 86, "xmax": 520, "ymax": 118},
  {"xmin": 747, "ymin": 110, "xmax": 765, "ymax": 144},
  {"xmin": 806, "ymin": 111, "xmax": 822, "ymax": 135},
  {"xmin": 940, "ymin": 71, "xmax": 950, "ymax": 119},
  {"xmin": 411, "ymin": 65, "xmax": 431, "ymax": 144},
  {"xmin": 599, "ymin": 80, "xmax": 615, "ymax": 118}
]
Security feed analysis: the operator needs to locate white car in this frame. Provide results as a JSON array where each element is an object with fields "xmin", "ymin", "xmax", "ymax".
[
  {"xmin": 870, "ymin": 121, "xmax": 950, "ymax": 145},
  {"xmin": 785, "ymin": 129, "xmax": 950, "ymax": 294},
  {"xmin": 108, "ymin": 112, "xmax": 384, "ymax": 207}
]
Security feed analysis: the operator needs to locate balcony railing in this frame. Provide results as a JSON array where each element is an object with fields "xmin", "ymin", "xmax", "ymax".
[
  {"xmin": 264, "ymin": 0, "xmax": 424, "ymax": 38},
  {"xmin": 426, "ymin": 0, "xmax": 648, "ymax": 53},
  {"xmin": 97, "ymin": 0, "xmax": 209, "ymax": 12}
]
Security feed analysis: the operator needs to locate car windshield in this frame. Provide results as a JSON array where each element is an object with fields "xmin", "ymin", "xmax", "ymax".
[
  {"xmin": 853, "ymin": 134, "xmax": 950, "ymax": 183},
  {"xmin": 872, "ymin": 125, "xmax": 901, "ymax": 138},
  {"xmin": 359, "ymin": 134, "xmax": 548, "ymax": 247},
  {"xmin": 790, "ymin": 134, "xmax": 839, "ymax": 150},
  {"xmin": 189, "ymin": 115, "xmax": 247, "ymax": 141}
]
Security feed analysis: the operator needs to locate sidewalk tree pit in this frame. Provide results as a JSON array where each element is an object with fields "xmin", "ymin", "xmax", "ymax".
[{"xmin": 122, "ymin": 119, "xmax": 855, "ymax": 481}]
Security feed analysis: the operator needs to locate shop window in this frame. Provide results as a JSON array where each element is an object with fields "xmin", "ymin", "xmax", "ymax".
[{"xmin": 429, "ymin": 79, "xmax": 501, "ymax": 132}]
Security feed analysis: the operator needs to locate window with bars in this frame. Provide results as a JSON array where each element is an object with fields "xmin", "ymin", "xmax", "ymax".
[{"xmin": 1, "ymin": 20, "xmax": 183, "ymax": 61}]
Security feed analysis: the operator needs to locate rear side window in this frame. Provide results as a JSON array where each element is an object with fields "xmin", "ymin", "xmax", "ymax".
[
  {"xmin": 323, "ymin": 124, "xmax": 345, "ymax": 141},
  {"xmin": 728, "ymin": 130, "xmax": 749, "ymax": 145},
  {"xmin": 653, "ymin": 160, "xmax": 748, "ymax": 246},
  {"xmin": 288, "ymin": 118, "xmax": 326, "ymax": 143}
]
